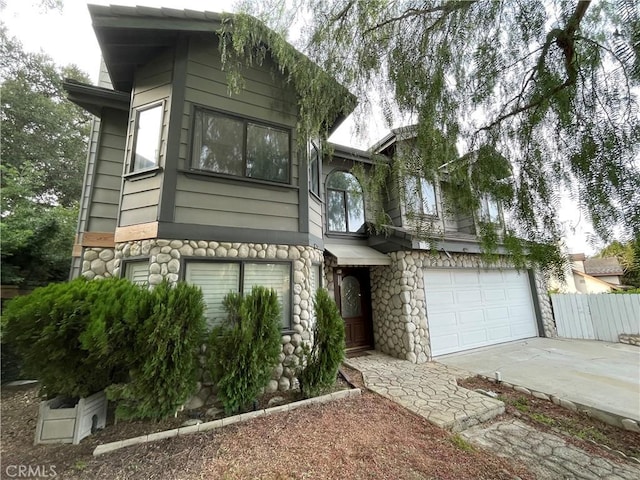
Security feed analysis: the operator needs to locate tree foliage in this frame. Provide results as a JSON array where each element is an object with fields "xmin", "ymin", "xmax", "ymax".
[
  {"xmin": 298, "ymin": 289, "xmax": 345, "ymax": 398},
  {"xmin": 0, "ymin": 27, "xmax": 91, "ymax": 286},
  {"xmin": 232, "ymin": 0, "xmax": 640, "ymax": 271},
  {"xmin": 207, "ymin": 287, "xmax": 282, "ymax": 414},
  {"xmin": 596, "ymin": 238, "xmax": 640, "ymax": 287}
]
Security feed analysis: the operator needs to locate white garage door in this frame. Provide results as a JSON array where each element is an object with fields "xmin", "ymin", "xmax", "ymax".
[{"xmin": 424, "ymin": 268, "xmax": 538, "ymax": 356}]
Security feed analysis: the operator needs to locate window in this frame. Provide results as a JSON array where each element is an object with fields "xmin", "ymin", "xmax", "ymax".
[
  {"xmin": 191, "ymin": 108, "xmax": 290, "ymax": 184},
  {"xmin": 131, "ymin": 104, "xmax": 163, "ymax": 171},
  {"xmin": 326, "ymin": 171, "xmax": 365, "ymax": 233},
  {"xmin": 124, "ymin": 260, "xmax": 149, "ymax": 285},
  {"xmin": 479, "ymin": 194, "xmax": 501, "ymax": 223},
  {"xmin": 185, "ymin": 261, "xmax": 291, "ymax": 329},
  {"xmin": 404, "ymin": 176, "xmax": 438, "ymax": 216},
  {"xmin": 309, "ymin": 140, "xmax": 320, "ymax": 196}
]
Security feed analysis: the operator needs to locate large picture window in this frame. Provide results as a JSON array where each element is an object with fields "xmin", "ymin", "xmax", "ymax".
[
  {"xmin": 326, "ymin": 171, "xmax": 365, "ymax": 233},
  {"xmin": 185, "ymin": 261, "xmax": 291, "ymax": 329},
  {"xmin": 192, "ymin": 109, "xmax": 290, "ymax": 184},
  {"xmin": 405, "ymin": 176, "xmax": 438, "ymax": 216},
  {"xmin": 131, "ymin": 103, "xmax": 163, "ymax": 172}
]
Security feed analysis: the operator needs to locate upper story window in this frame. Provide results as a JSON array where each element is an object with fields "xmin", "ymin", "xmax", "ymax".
[
  {"xmin": 326, "ymin": 171, "xmax": 365, "ymax": 234},
  {"xmin": 132, "ymin": 103, "xmax": 163, "ymax": 172},
  {"xmin": 405, "ymin": 176, "xmax": 438, "ymax": 216},
  {"xmin": 479, "ymin": 194, "xmax": 501, "ymax": 223},
  {"xmin": 191, "ymin": 108, "xmax": 290, "ymax": 184},
  {"xmin": 309, "ymin": 140, "xmax": 320, "ymax": 196}
]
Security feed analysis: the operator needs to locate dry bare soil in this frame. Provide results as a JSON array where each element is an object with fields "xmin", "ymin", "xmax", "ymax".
[{"xmin": 2, "ymin": 368, "xmax": 637, "ymax": 479}]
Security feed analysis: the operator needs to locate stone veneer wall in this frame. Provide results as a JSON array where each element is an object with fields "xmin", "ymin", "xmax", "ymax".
[
  {"xmin": 369, "ymin": 251, "xmax": 556, "ymax": 364},
  {"xmin": 81, "ymin": 240, "xmax": 324, "ymax": 393}
]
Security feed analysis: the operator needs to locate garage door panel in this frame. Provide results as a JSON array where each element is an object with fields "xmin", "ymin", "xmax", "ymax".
[
  {"xmin": 430, "ymin": 311, "xmax": 458, "ymax": 330},
  {"xmin": 458, "ymin": 309, "xmax": 484, "ymax": 325},
  {"xmin": 425, "ymin": 268, "xmax": 538, "ymax": 356},
  {"xmin": 485, "ymin": 306, "xmax": 509, "ymax": 322},
  {"xmin": 460, "ymin": 329, "xmax": 488, "ymax": 347},
  {"xmin": 487, "ymin": 325, "xmax": 512, "ymax": 341},
  {"xmin": 437, "ymin": 333, "xmax": 463, "ymax": 351},
  {"xmin": 484, "ymin": 289, "xmax": 507, "ymax": 302},
  {"xmin": 427, "ymin": 269, "xmax": 456, "ymax": 285},
  {"xmin": 455, "ymin": 289, "xmax": 483, "ymax": 305}
]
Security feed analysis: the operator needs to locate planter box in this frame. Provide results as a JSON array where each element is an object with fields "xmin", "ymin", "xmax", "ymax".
[{"xmin": 34, "ymin": 391, "xmax": 107, "ymax": 445}]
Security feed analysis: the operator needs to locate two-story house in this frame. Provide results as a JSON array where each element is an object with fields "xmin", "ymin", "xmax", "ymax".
[{"xmin": 66, "ymin": 5, "xmax": 555, "ymax": 392}]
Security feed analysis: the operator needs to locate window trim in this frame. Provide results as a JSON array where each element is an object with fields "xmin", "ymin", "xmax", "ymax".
[
  {"xmin": 181, "ymin": 258, "xmax": 294, "ymax": 331},
  {"xmin": 189, "ymin": 106, "xmax": 292, "ymax": 185},
  {"xmin": 309, "ymin": 139, "xmax": 321, "ymax": 198},
  {"xmin": 129, "ymin": 101, "xmax": 165, "ymax": 173},
  {"xmin": 325, "ymin": 170, "xmax": 366, "ymax": 235}
]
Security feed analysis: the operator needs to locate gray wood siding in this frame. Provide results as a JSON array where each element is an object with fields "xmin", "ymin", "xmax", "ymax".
[
  {"xmin": 78, "ymin": 117, "xmax": 101, "ymax": 234},
  {"xmin": 119, "ymin": 50, "xmax": 172, "ymax": 227},
  {"xmin": 309, "ymin": 195, "xmax": 323, "ymax": 239},
  {"xmin": 86, "ymin": 109, "xmax": 127, "ymax": 232},
  {"xmin": 174, "ymin": 177, "xmax": 298, "ymax": 230},
  {"xmin": 385, "ymin": 175, "xmax": 403, "ymax": 227},
  {"xmin": 171, "ymin": 34, "xmax": 301, "ymax": 231}
]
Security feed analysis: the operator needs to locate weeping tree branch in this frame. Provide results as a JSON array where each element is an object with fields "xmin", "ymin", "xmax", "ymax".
[{"xmin": 479, "ymin": 0, "xmax": 592, "ymax": 132}]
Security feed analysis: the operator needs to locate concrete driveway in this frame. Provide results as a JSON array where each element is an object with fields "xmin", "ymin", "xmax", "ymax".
[{"xmin": 436, "ymin": 337, "xmax": 640, "ymax": 423}]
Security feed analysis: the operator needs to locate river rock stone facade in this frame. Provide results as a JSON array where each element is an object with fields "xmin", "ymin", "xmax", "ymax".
[
  {"xmin": 81, "ymin": 240, "xmax": 324, "ymax": 393},
  {"xmin": 369, "ymin": 251, "xmax": 556, "ymax": 364}
]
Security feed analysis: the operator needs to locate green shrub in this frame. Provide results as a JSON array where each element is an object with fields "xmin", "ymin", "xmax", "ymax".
[
  {"xmin": 611, "ymin": 287, "xmax": 640, "ymax": 294},
  {"xmin": 2, "ymin": 276, "xmax": 207, "ymax": 421},
  {"xmin": 1, "ymin": 277, "xmax": 142, "ymax": 398},
  {"xmin": 298, "ymin": 288, "xmax": 345, "ymax": 398},
  {"xmin": 207, "ymin": 286, "xmax": 282, "ymax": 414},
  {"xmin": 106, "ymin": 280, "xmax": 206, "ymax": 420}
]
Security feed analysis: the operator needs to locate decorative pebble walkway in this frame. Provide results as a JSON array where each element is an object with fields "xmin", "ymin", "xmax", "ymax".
[
  {"xmin": 462, "ymin": 419, "xmax": 640, "ymax": 479},
  {"xmin": 345, "ymin": 351, "xmax": 505, "ymax": 432},
  {"xmin": 346, "ymin": 351, "xmax": 640, "ymax": 479}
]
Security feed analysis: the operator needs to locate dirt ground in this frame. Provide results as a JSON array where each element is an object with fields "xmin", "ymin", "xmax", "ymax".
[
  {"xmin": 458, "ymin": 375, "xmax": 640, "ymax": 459},
  {"xmin": 2, "ymin": 368, "xmax": 637, "ymax": 479}
]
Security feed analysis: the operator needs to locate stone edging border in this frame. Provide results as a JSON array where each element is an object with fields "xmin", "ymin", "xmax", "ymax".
[
  {"xmin": 476, "ymin": 375, "xmax": 640, "ymax": 465},
  {"xmin": 93, "ymin": 388, "xmax": 361, "ymax": 456}
]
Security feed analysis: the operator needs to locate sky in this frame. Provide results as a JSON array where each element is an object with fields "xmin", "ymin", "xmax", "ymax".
[{"xmin": 2, "ymin": 0, "xmax": 600, "ymax": 254}]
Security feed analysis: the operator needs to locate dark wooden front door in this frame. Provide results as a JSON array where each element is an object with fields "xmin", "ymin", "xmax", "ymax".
[{"xmin": 335, "ymin": 267, "xmax": 374, "ymax": 350}]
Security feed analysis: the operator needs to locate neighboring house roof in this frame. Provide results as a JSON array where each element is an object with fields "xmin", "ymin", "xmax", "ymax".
[
  {"xmin": 572, "ymin": 269, "xmax": 624, "ymax": 291},
  {"xmin": 86, "ymin": 3, "xmax": 355, "ymax": 133},
  {"xmin": 583, "ymin": 258, "xmax": 624, "ymax": 277}
]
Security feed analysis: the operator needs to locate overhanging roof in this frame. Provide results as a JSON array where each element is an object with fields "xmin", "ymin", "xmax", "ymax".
[
  {"xmin": 87, "ymin": 4, "xmax": 355, "ymax": 132},
  {"xmin": 62, "ymin": 79, "xmax": 130, "ymax": 116},
  {"xmin": 325, "ymin": 244, "xmax": 391, "ymax": 266}
]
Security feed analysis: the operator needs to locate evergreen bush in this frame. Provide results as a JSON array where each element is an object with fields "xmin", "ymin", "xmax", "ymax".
[
  {"xmin": 2, "ymin": 277, "xmax": 207, "ymax": 421},
  {"xmin": 1, "ymin": 277, "xmax": 141, "ymax": 398},
  {"xmin": 207, "ymin": 286, "xmax": 282, "ymax": 414},
  {"xmin": 298, "ymin": 288, "xmax": 345, "ymax": 398},
  {"xmin": 106, "ymin": 280, "xmax": 206, "ymax": 420}
]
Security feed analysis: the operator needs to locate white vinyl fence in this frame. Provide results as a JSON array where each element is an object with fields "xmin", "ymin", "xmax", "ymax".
[{"xmin": 550, "ymin": 294, "xmax": 640, "ymax": 342}]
